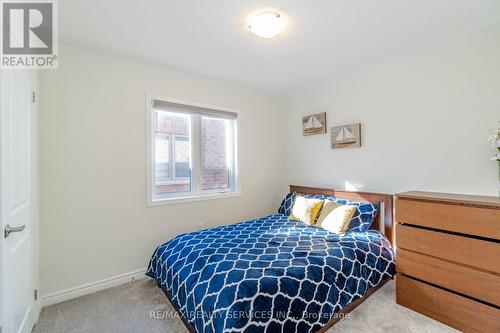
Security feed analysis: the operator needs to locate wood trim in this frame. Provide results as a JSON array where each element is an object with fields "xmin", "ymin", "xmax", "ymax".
[
  {"xmin": 397, "ymin": 224, "xmax": 500, "ymax": 274},
  {"xmin": 397, "ymin": 248, "xmax": 500, "ymax": 306},
  {"xmin": 396, "ymin": 274, "xmax": 500, "ymax": 333},
  {"xmin": 289, "ymin": 185, "xmax": 394, "ymax": 246}
]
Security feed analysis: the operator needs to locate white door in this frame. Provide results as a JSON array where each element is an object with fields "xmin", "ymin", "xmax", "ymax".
[{"xmin": 0, "ymin": 69, "xmax": 37, "ymax": 333}]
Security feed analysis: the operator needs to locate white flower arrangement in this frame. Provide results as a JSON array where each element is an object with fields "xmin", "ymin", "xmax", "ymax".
[
  {"xmin": 489, "ymin": 122, "xmax": 500, "ymax": 161},
  {"xmin": 489, "ymin": 122, "xmax": 500, "ymax": 191}
]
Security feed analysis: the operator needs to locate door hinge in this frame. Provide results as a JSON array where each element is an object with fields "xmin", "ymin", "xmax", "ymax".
[
  {"xmin": 34, "ymin": 289, "xmax": 38, "ymax": 301},
  {"xmin": 32, "ymin": 91, "xmax": 36, "ymax": 103}
]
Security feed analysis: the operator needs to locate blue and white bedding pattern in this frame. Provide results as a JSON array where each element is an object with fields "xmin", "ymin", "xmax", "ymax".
[
  {"xmin": 147, "ymin": 214, "xmax": 395, "ymax": 333},
  {"xmin": 278, "ymin": 192, "xmax": 379, "ymax": 232}
]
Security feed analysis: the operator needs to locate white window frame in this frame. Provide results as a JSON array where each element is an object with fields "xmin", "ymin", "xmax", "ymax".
[{"xmin": 146, "ymin": 95, "xmax": 240, "ymax": 206}]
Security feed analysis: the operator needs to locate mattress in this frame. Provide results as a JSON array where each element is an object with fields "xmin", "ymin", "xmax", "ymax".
[{"xmin": 146, "ymin": 214, "xmax": 396, "ymax": 333}]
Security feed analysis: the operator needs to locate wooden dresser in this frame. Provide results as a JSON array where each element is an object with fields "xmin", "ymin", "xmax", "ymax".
[{"xmin": 395, "ymin": 191, "xmax": 500, "ymax": 333}]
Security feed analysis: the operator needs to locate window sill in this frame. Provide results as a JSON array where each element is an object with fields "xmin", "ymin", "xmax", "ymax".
[
  {"xmin": 148, "ymin": 191, "xmax": 241, "ymax": 207},
  {"xmin": 154, "ymin": 179, "xmax": 190, "ymax": 186}
]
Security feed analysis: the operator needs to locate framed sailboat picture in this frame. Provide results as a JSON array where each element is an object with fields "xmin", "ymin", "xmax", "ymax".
[
  {"xmin": 331, "ymin": 123, "xmax": 361, "ymax": 149},
  {"xmin": 302, "ymin": 112, "xmax": 326, "ymax": 136}
]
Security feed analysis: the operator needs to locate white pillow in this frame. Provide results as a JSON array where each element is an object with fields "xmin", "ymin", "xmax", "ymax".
[{"xmin": 316, "ymin": 201, "xmax": 356, "ymax": 235}]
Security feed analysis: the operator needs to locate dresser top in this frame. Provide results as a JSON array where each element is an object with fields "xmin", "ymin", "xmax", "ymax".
[{"xmin": 396, "ymin": 191, "xmax": 500, "ymax": 208}]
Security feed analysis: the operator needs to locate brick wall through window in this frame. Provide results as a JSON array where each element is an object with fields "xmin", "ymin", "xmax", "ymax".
[
  {"xmin": 154, "ymin": 112, "xmax": 231, "ymax": 194},
  {"xmin": 201, "ymin": 117, "xmax": 229, "ymax": 190}
]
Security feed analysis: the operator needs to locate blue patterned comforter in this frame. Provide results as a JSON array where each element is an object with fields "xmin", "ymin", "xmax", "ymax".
[{"xmin": 146, "ymin": 214, "xmax": 396, "ymax": 333}]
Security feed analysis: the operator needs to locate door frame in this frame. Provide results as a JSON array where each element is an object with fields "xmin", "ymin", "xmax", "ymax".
[{"xmin": 0, "ymin": 69, "xmax": 40, "ymax": 333}]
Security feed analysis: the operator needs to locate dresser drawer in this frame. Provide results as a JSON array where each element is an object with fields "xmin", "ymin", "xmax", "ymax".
[
  {"xmin": 397, "ymin": 224, "xmax": 500, "ymax": 274},
  {"xmin": 397, "ymin": 248, "xmax": 500, "ymax": 306},
  {"xmin": 396, "ymin": 198, "xmax": 500, "ymax": 240},
  {"xmin": 396, "ymin": 275, "xmax": 500, "ymax": 333}
]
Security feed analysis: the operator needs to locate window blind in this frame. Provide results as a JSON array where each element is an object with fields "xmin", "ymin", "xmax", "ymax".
[{"xmin": 152, "ymin": 99, "xmax": 238, "ymax": 119}]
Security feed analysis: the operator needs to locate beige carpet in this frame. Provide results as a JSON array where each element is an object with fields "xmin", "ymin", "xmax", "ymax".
[{"xmin": 34, "ymin": 278, "xmax": 457, "ymax": 333}]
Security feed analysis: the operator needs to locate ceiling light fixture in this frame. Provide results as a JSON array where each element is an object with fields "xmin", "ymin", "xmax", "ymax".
[{"xmin": 248, "ymin": 11, "xmax": 287, "ymax": 39}]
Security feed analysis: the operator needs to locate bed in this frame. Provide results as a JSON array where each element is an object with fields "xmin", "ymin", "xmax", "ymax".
[{"xmin": 146, "ymin": 185, "xmax": 396, "ymax": 333}]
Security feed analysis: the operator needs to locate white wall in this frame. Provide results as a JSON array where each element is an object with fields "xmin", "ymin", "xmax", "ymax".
[
  {"xmin": 283, "ymin": 21, "xmax": 500, "ymax": 196},
  {"xmin": 40, "ymin": 20, "xmax": 500, "ymax": 300},
  {"xmin": 39, "ymin": 44, "xmax": 285, "ymax": 297}
]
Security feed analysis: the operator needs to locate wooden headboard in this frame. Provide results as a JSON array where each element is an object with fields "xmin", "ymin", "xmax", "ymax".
[{"xmin": 289, "ymin": 185, "xmax": 395, "ymax": 246}]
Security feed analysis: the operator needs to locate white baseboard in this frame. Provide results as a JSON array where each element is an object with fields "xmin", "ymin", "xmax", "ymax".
[
  {"xmin": 41, "ymin": 268, "xmax": 147, "ymax": 307},
  {"xmin": 32, "ymin": 299, "xmax": 42, "ymax": 330}
]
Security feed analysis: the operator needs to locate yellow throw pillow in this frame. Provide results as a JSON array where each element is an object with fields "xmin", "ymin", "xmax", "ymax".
[
  {"xmin": 316, "ymin": 201, "xmax": 356, "ymax": 235},
  {"xmin": 289, "ymin": 196, "xmax": 324, "ymax": 225}
]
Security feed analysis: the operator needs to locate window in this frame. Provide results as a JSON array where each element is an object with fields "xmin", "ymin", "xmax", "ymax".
[{"xmin": 148, "ymin": 97, "xmax": 238, "ymax": 203}]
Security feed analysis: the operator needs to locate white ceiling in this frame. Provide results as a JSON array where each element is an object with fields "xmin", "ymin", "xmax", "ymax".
[{"xmin": 60, "ymin": 0, "xmax": 500, "ymax": 92}]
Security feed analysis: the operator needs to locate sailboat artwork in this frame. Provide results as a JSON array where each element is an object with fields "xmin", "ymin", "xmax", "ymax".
[
  {"xmin": 335, "ymin": 126, "xmax": 356, "ymax": 144},
  {"xmin": 331, "ymin": 123, "xmax": 361, "ymax": 149},
  {"xmin": 302, "ymin": 112, "xmax": 326, "ymax": 136}
]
